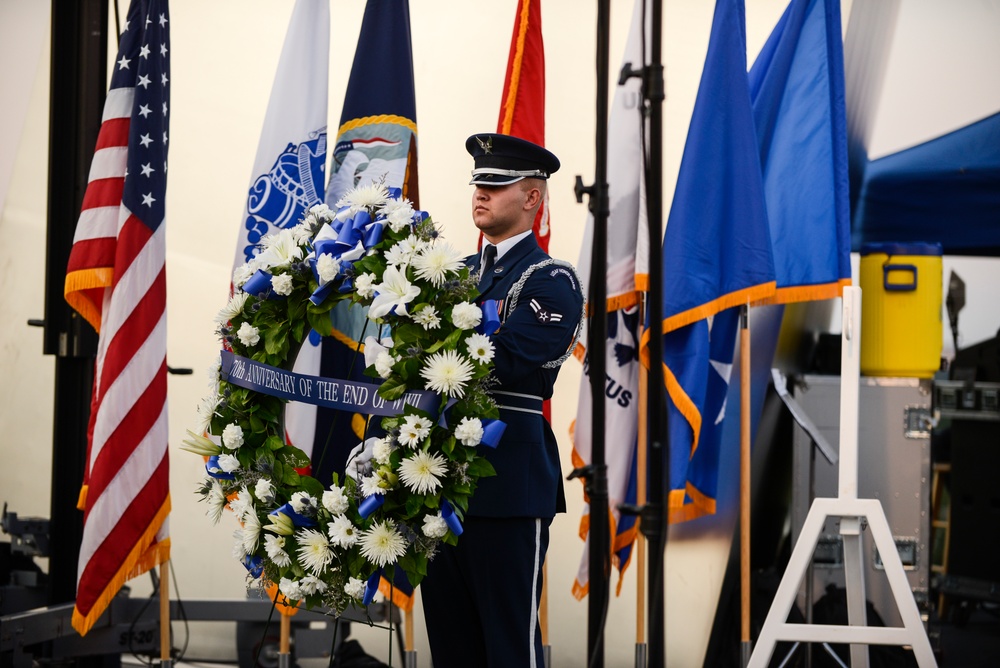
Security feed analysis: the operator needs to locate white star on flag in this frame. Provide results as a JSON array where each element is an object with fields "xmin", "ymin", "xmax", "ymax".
[{"xmin": 139, "ymin": 133, "xmax": 152, "ymax": 147}]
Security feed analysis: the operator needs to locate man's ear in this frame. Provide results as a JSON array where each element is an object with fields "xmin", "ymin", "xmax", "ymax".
[{"xmin": 523, "ymin": 185, "xmax": 542, "ymax": 210}]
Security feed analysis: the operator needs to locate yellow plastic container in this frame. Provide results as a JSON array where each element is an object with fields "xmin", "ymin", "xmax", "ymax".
[{"xmin": 860, "ymin": 242, "xmax": 943, "ymax": 378}]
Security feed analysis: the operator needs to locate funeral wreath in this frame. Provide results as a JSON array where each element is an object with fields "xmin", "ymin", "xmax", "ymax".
[{"xmin": 183, "ymin": 184, "xmax": 505, "ymax": 613}]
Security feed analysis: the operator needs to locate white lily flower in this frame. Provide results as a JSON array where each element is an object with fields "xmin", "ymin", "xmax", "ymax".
[{"xmin": 368, "ymin": 266, "xmax": 421, "ymax": 319}]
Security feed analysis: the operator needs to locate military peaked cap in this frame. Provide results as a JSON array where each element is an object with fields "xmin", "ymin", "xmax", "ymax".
[{"xmin": 466, "ymin": 133, "xmax": 560, "ymax": 186}]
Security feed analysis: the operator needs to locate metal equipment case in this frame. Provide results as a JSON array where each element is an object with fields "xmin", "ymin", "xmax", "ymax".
[{"xmin": 791, "ymin": 375, "xmax": 932, "ymax": 625}]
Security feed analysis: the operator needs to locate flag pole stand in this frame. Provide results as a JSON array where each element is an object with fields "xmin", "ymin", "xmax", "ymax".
[
  {"xmin": 635, "ymin": 322, "xmax": 649, "ymax": 668},
  {"xmin": 159, "ymin": 560, "xmax": 171, "ymax": 668},
  {"xmin": 541, "ymin": 561, "xmax": 552, "ymax": 668},
  {"xmin": 739, "ymin": 304, "xmax": 752, "ymax": 668},
  {"xmin": 278, "ymin": 608, "xmax": 292, "ymax": 668},
  {"xmin": 404, "ymin": 606, "xmax": 417, "ymax": 668},
  {"xmin": 748, "ymin": 287, "xmax": 937, "ymax": 667}
]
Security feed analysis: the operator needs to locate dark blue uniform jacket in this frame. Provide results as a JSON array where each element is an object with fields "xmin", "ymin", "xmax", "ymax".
[{"xmin": 465, "ymin": 234, "xmax": 584, "ymax": 519}]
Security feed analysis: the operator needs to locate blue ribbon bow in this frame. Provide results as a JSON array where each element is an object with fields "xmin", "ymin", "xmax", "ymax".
[
  {"xmin": 477, "ymin": 299, "xmax": 501, "ymax": 335},
  {"xmin": 269, "ymin": 502, "xmax": 317, "ymax": 527},
  {"xmin": 243, "ymin": 555, "xmax": 263, "ymax": 578},
  {"xmin": 362, "ymin": 570, "xmax": 382, "ymax": 605},
  {"xmin": 205, "ymin": 455, "xmax": 235, "ymax": 480},
  {"xmin": 441, "ymin": 500, "xmax": 463, "ymax": 536},
  {"xmin": 480, "ymin": 418, "xmax": 506, "ymax": 448},
  {"xmin": 243, "ymin": 270, "xmax": 283, "ymax": 300},
  {"xmin": 358, "ymin": 494, "xmax": 386, "ymax": 519}
]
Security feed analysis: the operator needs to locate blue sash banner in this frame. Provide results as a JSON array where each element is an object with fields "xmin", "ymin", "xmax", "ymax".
[{"xmin": 219, "ymin": 350, "xmax": 438, "ymax": 416}]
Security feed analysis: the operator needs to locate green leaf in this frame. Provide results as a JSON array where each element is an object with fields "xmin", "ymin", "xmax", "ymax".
[
  {"xmin": 249, "ymin": 415, "xmax": 266, "ymax": 434},
  {"xmin": 264, "ymin": 435, "xmax": 285, "ymax": 451},
  {"xmin": 281, "ymin": 466, "xmax": 300, "ymax": 486},
  {"xmin": 377, "ymin": 376, "xmax": 407, "ymax": 401},
  {"xmin": 307, "ymin": 308, "xmax": 333, "ymax": 337},
  {"xmin": 281, "ymin": 444, "xmax": 312, "ymax": 469},
  {"xmin": 467, "ymin": 457, "xmax": 497, "ymax": 479},
  {"xmin": 404, "ymin": 494, "xmax": 424, "ymax": 517}
]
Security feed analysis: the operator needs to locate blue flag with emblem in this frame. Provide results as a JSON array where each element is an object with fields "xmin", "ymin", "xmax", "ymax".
[{"xmin": 645, "ymin": 0, "xmax": 776, "ymax": 522}]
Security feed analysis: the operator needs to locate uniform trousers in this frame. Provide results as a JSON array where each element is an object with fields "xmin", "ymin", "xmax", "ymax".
[{"xmin": 421, "ymin": 516, "xmax": 551, "ymax": 668}]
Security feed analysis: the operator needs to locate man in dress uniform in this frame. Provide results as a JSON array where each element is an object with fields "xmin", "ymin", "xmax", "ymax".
[{"xmin": 420, "ymin": 134, "xmax": 585, "ymax": 667}]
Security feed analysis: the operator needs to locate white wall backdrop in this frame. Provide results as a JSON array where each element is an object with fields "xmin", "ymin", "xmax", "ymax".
[{"xmin": 2, "ymin": 1, "xmax": 998, "ymax": 666}]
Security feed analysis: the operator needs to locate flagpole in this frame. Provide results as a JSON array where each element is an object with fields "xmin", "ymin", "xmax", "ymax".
[
  {"xmin": 571, "ymin": 0, "xmax": 612, "ymax": 663},
  {"xmin": 404, "ymin": 606, "xmax": 417, "ymax": 668},
  {"xmin": 159, "ymin": 561, "xmax": 171, "ymax": 668},
  {"xmin": 279, "ymin": 609, "xmax": 292, "ymax": 668},
  {"xmin": 541, "ymin": 562, "xmax": 552, "ymax": 668},
  {"xmin": 739, "ymin": 303, "xmax": 752, "ymax": 667},
  {"xmin": 635, "ymin": 351, "xmax": 648, "ymax": 668}
]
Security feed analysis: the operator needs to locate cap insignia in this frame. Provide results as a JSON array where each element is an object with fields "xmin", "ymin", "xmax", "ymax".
[{"xmin": 476, "ymin": 136, "xmax": 493, "ymax": 155}]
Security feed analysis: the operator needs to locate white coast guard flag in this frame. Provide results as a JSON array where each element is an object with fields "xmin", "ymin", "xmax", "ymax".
[
  {"xmin": 229, "ymin": 0, "xmax": 330, "ymax": 453},
  {"xmin": 571, "ymin": 0, "xmax": 650, "ymax": 599}
]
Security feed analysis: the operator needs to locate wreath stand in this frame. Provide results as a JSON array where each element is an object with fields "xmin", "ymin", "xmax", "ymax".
[{"xmin": 748, "ymin": 287, "xmax": 937, "ymax": 667}]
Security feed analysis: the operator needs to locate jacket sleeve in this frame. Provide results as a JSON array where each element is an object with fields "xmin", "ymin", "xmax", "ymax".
[{"xmin": 489, "ymin": 267, "xmax": 584, "ymax": 386}]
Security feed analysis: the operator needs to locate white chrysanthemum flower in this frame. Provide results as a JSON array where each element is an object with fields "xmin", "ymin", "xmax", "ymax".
[
  {"xmin": 359, "ymin": 520, "xmax": 408, "ymax": 568},
  {"xmin": 255, "ymin": 478, "xmax": 275, "ymax": 504},
  {"xmin": 309, "ymin": 202, "xmax": 333, "ymax": 220},
  {"xmin": 344, "ymin": 577, "xmax": 366, "ymax": 600},
  {"xmin": 206, "ymin": 482, "xmax": 227, "ymax": 525},
  {"xmin": 257, "ymin": 229, "xmax": 303, "ymax": 269},
  {"xmin": 228, "ymin": 486, "xmax": 252, "ymax": 521},
  {"xmin": 221, "ymin": 423, "xmax": 244, "ymax": 450},
  {"xmin": 316, "ymin": 253, "xmax": 341, "ymax": 283},
  {"xmin": 355, "ymin": 273, "xmax": 377, "ymax": 299},
  {"xmin": 327, "ymin": 514, "xmax": 360, "ymax": 549},
  {"xmin": 412, "ymin": 305, "xmax": 441, "ymax": 330},
  {"xmin": 383, "ymin": 240, "xmax": 414, "ymax": 267},
  {"xmin": 398, "ymin": 451, "xmax": 447, "ymax": 495},
  {"xmin": 291, "ymin": 221, "xmax": 314, "ymax": 245},
  {"xmin": 233, "ymin": 529, "xmax": 249, "ymax": 559},
  {"xmin": 451, "ymin": 302, "xmax": 483, "ymax": 330},
  {"xmin": 422, "ymin": 513, "xmax": 449, "ymax": 539},
  {"xmin": 412, "ymin": 243, "xmax": 463, "ymax": 287},
  {"xmin": 465, "ymin": 333, "xmax": 495, "ymax": 364},
  {"xmin": 207, "ymin": 355, "xmax": 222, "ymax": 385},
  {"xmin": 360, "ymin": 474, "xmax": 389, "ymax": 497},
  {"xmin": 215, "ymin": 291, "xmax": 249, "ymax": 325},
  {"xmin": 368, "ymin": 266, "xmax": 421, "ymax": 319},
  {"xmin": 271, "ymin": 272, "xmax": 293, "ymax": 296},
  {"xmin": 374, "ymin": 351, "xmax": 397, "ymax": 379},
  {"xmin": 454, "ymin": 416, "xmax": 485, "ymax": 447},
  {"xmin": 290, "ymin": 491, "xmax": 318, "ymax": 516},
  {"xmin": 337, "ymin": 183, "xmax": 389, "ymax": 211},
  {"xmin": 217, "ymin": 453, "xmax": 240, "ymax": 473},
  {"xmin": 398, "ymin": 415, "xmax": 433, "ymax": 448},
  {"xmin": 195, "ymin": 391, "xmax": 220, "ymax": 433},
  {"xmin": 237, "ymin": 321, "xmax": 260, "ymax": 347},
  {"xmin": 295, "ymin": 528, "xmax": 334, "ymax": 575},
  {"xmin": 242, "ymin": 509, "xmax": 262, "ymax": 554},
  {"xmin": 264, "ymin": 534, "xmax": 291, "ymax": 567},
  {"xmin": 279, "ymin": 577, "xmax": 304, "ymax": 602},
  {"xmin": 299, "ymin": 574, "xmax": 328, "ymax": 596},
  {"xmin": 420, "ymin": 349, "xmax": 475, "ymax": 398},
  {"xmin": 372, "ymin": 438, "xmax": 394, "ymax": 465},
  {"xmin": 380, "ymin": 198, "xmax": 415, "ymax": 233},
  {"xmin": 321, "ymin": 486, "xmax": 349, "ymax": 515},
  {"xmin": 233, "ymin": 260, "xmax": 260, "ymax": 289}
]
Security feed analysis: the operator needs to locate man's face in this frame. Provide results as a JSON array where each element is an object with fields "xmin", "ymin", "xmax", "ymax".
[{"xmin": 471, "ymin": 182, "xmax": 535, "ymax": 242}]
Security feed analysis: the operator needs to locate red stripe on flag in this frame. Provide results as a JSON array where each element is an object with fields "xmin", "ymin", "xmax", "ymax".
[
  {"xmin": 66, "ymin": 238, "xmax": 116, "ymax": 274},
  {"xmin": 81, "ymin": 178, "xmax": 125, "ymax": 212},
  {"xmin": 74, "ymin": 453, "xmax": 169, "ymax": 617},
  {"xmin": 96, "ymin": 269, "xmax": 166, "ymax": 399},
  {"xmin": 94, "ymin": 117, "xmax": 131, "ymax": 151},
  {"xmin": 110, "ymin": 215, "xmax": 155, "ymax": 291},
  {"xmin": 84, "ymin": 363, "xmax": 167, "ymax": 516}
]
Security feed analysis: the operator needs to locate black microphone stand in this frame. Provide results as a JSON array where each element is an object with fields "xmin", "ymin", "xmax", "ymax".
[
  {"xmin": 571, "ymin": 0, "xmax": 612, "ymax": 665},
  {"xmin": 619, "ymin": 0, "xmax": 669, "ymax": 665}
]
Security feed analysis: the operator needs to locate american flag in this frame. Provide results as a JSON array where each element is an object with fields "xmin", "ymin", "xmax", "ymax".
[{"xmin": 64, "ymin": 0, "xmax": 171, "ymax": 637}]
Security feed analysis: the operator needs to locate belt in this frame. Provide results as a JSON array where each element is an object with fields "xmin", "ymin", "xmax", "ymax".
[{"xmin": 493, "ymin": 390, "xmax": 545, "ymax": 415}]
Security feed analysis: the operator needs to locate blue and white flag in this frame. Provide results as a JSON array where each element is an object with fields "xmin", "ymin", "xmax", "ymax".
[
  {"xmin": 571, "ymin": 0, "xmax": 648, "ymax": 599},
  {"xmin": 231, "ymin": 0, "xmax": 329, "ymax": 273}
]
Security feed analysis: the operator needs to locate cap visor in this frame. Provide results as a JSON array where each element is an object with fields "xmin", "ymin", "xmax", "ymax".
[{"xmin": 468, "ymin": 173, "xmax": 525, "ymax": 186}]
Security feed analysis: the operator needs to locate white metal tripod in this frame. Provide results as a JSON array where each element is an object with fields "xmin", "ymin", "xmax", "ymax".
[{"xmin": 749, "ymin": 287, "xmax": 937, "ymax": 667}]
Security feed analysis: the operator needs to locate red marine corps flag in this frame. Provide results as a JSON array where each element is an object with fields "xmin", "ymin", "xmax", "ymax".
[{"xmin": 63, "ymin": 0, "xmax": 171, "ymax": 636}]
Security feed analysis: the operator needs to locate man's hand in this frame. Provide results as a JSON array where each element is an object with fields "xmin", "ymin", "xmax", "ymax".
[{"xmin": 345, "ymin": 437, "xmax": 380, "ymax": 480}]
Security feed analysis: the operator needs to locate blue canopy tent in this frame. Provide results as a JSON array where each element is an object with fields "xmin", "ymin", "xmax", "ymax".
[{"xmin": 853, "ymin": 110, "xmax": 1000, "ymax": 255}]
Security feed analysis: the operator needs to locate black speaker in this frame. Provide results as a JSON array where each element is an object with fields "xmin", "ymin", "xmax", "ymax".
[{"xmin": 948, "ymin": 419, "xmax": 1000, "ymax": 583}]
